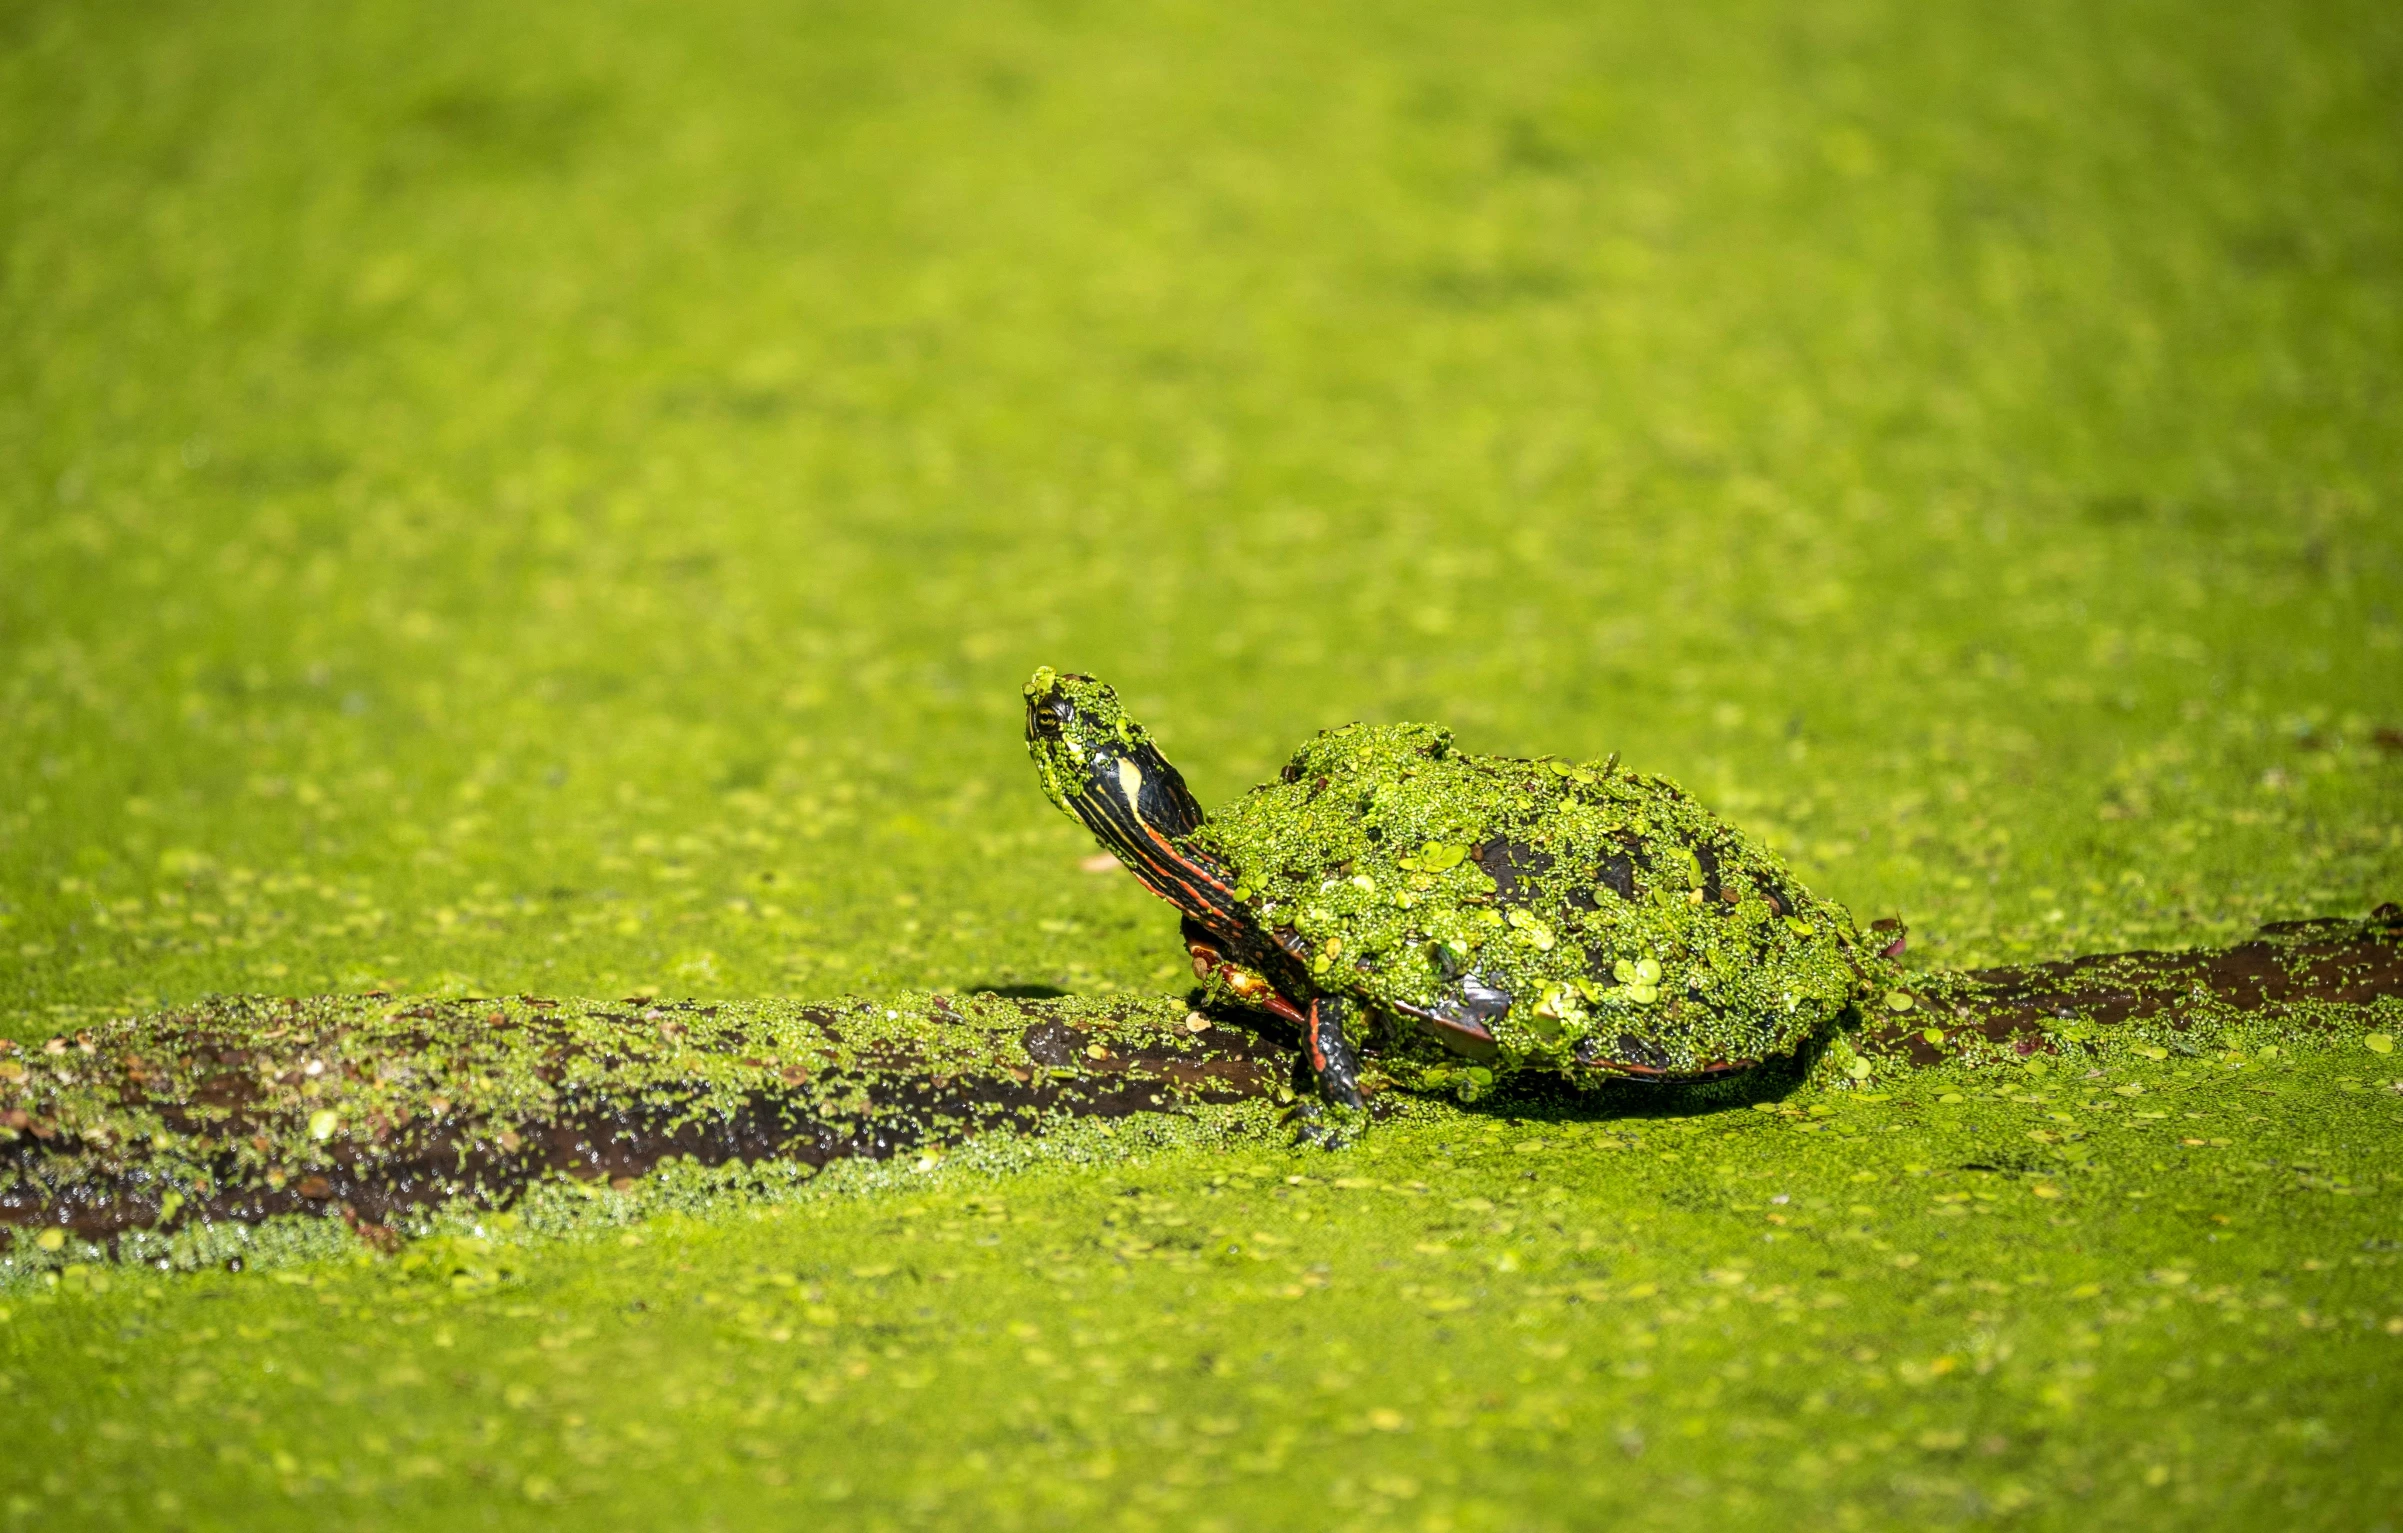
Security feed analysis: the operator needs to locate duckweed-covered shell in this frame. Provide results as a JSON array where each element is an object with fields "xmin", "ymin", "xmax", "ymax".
[{"xmin": 1185, "ymin": 722, "xmax": 1869, "ymax": 1095}]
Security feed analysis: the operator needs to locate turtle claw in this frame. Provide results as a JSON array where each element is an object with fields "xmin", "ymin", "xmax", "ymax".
[{"xmin": 1286, "ymin": 1097, "xmax": 1372, "ymax": 1150}]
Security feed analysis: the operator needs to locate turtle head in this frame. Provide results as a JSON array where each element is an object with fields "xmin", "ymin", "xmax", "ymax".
[
  {"xmin": 1024, "ymin": 668, "xmax": 1236, "ymax": 927},
  {"xmin": 1023, "ymin": 668, "xmax": 1148, "ymax": 815}
]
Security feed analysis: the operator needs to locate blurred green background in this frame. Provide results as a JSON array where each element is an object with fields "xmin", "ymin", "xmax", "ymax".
[
  {"xmin": 6, "ymin": 4, "xmax": 2403, "ymax": 1528},
  {"xmin": 2, "ymin": 0, "xmax": 2397, "ymax": 1036}
]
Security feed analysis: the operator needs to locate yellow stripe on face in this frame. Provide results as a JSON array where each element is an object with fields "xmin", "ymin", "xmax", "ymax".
[{"xmin": 1117, "ymin": 757, "xmax": 1146, "ymax": 820}]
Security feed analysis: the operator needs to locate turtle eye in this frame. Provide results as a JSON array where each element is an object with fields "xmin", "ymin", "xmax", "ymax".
[{"xmin": 1027, "ymin": 695, "xmax": 1075, "ymax": 737}]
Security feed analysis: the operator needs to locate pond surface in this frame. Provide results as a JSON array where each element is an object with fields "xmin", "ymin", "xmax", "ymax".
[{"xmin": 2, "ymin": 0, "xmax": 2398, "ymax": 1522}]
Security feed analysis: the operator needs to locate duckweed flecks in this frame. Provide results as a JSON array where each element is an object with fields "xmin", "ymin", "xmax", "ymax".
[{"xmin": 1188, "ymin": 721, "xmax": 1878, "ymax": 1091}]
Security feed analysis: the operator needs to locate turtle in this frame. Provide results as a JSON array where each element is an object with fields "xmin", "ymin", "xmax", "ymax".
[{"xmin": 1023, "ymin": 667, "xmax": 1894, "ymax": 1141}]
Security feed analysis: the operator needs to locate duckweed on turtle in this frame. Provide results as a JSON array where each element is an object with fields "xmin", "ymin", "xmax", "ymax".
[{"xmin": 1025, "ymin": 669, "xmax": 1887, "ymax": 1136}]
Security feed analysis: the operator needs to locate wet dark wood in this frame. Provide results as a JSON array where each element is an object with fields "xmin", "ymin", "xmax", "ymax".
[
  {"xmin": 0, "ymin": 1004, "xmax": 1293, "ymax": 1246},
  {"xmin": 1859, "ymin": 912, "xmax": 2403, "ymax": 1065},
  {"xmin": 4, "ymin": 913, "xmax": 2395, "ymax": 1246}
]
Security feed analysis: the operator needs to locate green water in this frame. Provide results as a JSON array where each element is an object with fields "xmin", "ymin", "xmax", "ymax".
[{"xmin": 3, "ymin": 0, "xmax": 2399, "ymax": 1524}]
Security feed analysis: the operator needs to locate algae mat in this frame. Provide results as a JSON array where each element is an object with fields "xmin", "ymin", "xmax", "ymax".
[
  {"xmin": 4, "ymin": 0, "xmax": 2402, "ymax": 1525},
  {"xmin": 4, "ymin": 1025, "xmax": 2402, "ymax": 1529}
]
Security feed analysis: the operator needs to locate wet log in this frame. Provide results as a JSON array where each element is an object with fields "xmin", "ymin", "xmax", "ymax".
[{"xmin": 4, "ymin": 911, "xmax": 2395, "ymax": 1245}]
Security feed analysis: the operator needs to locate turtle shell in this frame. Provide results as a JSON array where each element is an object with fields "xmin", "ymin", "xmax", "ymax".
[{"xmin": 1185, "ymin": 721, "xmax": 1870, "ymax": 1097}]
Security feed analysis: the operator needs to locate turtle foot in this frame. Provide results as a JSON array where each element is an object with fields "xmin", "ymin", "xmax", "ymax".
[{"xmin": 1286, "ymin": 1097, "xmax": 1372, "ymax": 1150}]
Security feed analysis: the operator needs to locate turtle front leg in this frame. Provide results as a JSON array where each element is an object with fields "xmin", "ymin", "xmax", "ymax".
[
  {"xmin": 1291, "ymin": 993, "xmax": 1371, "ymax": 1148},
  {"xmin": 1185, "ymin": 923, "xmax": 1309, "ymax": 1028},
  {"xmin": 1304, "ymin": 994, "xmax": 1367, "ymax": 1111},
  {"xmin": 1184, "ymin": 923, "xmax": 1368, "ymax": 1146}
]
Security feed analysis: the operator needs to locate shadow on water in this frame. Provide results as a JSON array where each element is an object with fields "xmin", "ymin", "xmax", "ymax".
[{"xmin": 1471, "ymin": 1038, "xmax": 1834, "ymax": 1127}]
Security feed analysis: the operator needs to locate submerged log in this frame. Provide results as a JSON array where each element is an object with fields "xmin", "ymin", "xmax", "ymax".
[
  {"xmin": 1866, "ymin": 909, "xmax": 2403, "ymax": 1064},
  {"xmin": 3, "ymin": 910, "xmax": 2396, "ymax": 1245}
]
